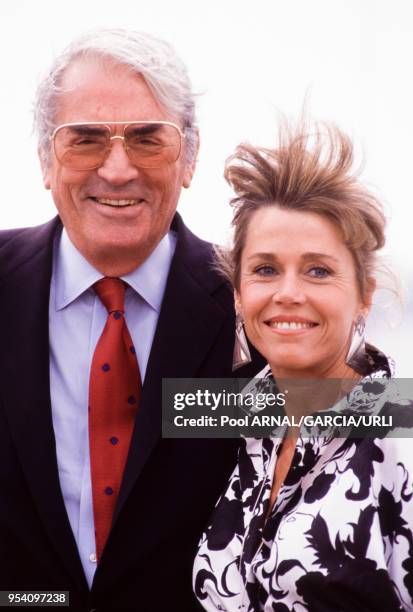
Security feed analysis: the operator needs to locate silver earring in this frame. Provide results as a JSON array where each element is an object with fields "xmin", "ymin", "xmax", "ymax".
[
  {"xmin": 232, "ymin": 313, "xmax": 252, "ymax": 371},
  {"xmin": 345, "ymin": 314, "xmax": 366, "ymax": 371}
]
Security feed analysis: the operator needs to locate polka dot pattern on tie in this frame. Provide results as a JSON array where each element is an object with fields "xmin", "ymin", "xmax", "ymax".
[{"xmin": 89, "ymin": 277, "xmax": 141, "ymax": 561}]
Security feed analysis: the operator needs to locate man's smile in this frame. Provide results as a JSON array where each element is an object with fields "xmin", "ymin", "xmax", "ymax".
[{"xmin": 89, "ymin": 197, "xmax": 145, "ymax": 207}]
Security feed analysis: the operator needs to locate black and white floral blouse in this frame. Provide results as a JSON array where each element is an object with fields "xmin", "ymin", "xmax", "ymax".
[{"xmin": 194, "ymin": 351, "xmax": 413, "ymax": 611}]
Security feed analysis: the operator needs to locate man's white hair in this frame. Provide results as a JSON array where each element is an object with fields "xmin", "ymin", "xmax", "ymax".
[{"xmin": 34, "ymin": 28, "xmax": 197, "ymax": 164}]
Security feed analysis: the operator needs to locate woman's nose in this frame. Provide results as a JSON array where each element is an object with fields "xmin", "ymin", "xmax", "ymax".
[{"xmin": 271, "ymin": 274, "xmax": 306, "ymax": 304}]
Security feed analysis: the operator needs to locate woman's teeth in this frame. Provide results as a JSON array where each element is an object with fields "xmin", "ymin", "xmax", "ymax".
[{"xmin": 268, "ymin": 321, "xmax": 315, "ymax": 330}]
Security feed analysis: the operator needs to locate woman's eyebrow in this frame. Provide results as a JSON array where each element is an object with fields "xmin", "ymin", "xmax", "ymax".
[
  {"xmin": 246, "ymin": 252, "xmax": 278, "ymax": 262},
  {"xmin": 246, "ymin": 252, "xmax": 340, "ymax": 263},
  {"xmin": 301, "ymin": 252, "xmax": 340, "ymax": 263}
]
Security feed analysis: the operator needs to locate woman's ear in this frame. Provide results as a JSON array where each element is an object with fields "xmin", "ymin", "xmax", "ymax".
[
  {"xmin": 234, "ymin": 289, "xmax": 242, "ymax": 316},
  {"xmin": 361, "ymin": 277, "xmax": 376, "ymax": 316}
]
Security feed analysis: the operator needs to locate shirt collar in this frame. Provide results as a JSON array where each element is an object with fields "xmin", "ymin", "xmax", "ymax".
[{"xmin": 54, "ymin": 227, "xmax": 177, "ymax": 312}]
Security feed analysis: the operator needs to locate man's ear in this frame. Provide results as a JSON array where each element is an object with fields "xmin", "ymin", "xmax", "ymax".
[
  {"xmin": 182, "ymin": 128, "xmax": 200, "ymax": 189},
  {"xmin": 38, "ymin": 146, "xmax": 51, "ymax": 190}
]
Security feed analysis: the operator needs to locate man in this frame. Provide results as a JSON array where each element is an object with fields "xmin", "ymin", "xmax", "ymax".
[{"xmin": 0, "ymin": 29, "xmax": 263, "ymax": 611}]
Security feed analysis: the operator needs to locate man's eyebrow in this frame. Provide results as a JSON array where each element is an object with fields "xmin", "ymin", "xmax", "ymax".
[
  {"xmin": 126, "ymin": 123, "xmax": 162, "ymax": 136},
  {"xmin": 68, "ymin": 125, "xmax": 108, "ymax": 136}
]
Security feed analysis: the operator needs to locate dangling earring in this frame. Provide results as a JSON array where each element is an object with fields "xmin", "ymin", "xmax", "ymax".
[
  {"xmin": 345, "ymin": 314, "xmax": 366, "ymax": 372},
  {"xmin": 232, "ymin": 313, "xmax": 252, "ymax": 371}
]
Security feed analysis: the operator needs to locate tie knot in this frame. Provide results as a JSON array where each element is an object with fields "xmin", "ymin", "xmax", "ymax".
[{"xmin": 93, "ymin": 277, "xmax": 126, "ymax": 313}]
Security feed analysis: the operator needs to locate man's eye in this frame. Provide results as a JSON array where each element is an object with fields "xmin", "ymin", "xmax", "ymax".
[
  {"xmin": 308, "ymin": 266, "xmax": 330, "ymax": 278},
  {"xmin": 72, "ymin": 137, "xmax": 104, "ymax": 146},
  {"xmin": 130, "ymin": 137, "xmax": 161, "ymax": 147},
  {"xmin": 254, "ymin": 265, "xmax": 277, "ymax": 276}
]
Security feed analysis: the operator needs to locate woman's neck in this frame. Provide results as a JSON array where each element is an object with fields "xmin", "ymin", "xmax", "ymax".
[{"xmin": 271, "ymin": 364, "xmax": 361, "ymax": 420}]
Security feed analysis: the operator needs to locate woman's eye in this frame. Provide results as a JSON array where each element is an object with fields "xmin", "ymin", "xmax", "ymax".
[
  {"xmin": 308, "ymin": 266, "xmax": 330, "ymax": 278},
  {"xmin": 254, "ymin": 265, "xmax": 277, "ymax": 277}
]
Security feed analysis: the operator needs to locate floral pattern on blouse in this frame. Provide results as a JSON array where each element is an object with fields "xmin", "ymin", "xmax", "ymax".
[{"xmin": 193, "ymin": 350, "xmax": 413, "ymax": 611}]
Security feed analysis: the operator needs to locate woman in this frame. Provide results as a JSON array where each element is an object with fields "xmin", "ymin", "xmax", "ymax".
[{"xmin": 193, "ymin": 123, "xmax": 413, "ymax": 611}]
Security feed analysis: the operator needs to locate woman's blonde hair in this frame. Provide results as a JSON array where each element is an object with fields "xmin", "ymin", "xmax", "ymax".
[{"xmin": 219, "ymin": 121, "xmax": 386, "ymax": 301}]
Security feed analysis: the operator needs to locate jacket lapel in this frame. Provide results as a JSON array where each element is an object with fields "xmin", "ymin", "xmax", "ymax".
[
  {"xmin": 0, "ymin": 218, "xmax": 88, "ymax": 592},
  {"xmin": 115, "ymin": 216, "xmax": 230, "ymax": 516}
]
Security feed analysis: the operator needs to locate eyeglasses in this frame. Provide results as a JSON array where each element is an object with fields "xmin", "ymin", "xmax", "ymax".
[{"xmin": 50, "ymin": 120, "xmax": 185, "ymax": 170}]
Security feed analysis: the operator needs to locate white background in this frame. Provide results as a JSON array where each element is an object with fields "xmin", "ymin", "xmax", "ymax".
[{"xmin": 0, "ymin": 0, "xmax": 411, "ymax": 374}]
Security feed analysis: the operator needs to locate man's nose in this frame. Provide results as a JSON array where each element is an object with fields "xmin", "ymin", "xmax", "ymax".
[
  {"xmin": 272, "ymin": 273, "xmax": 306, "ymax": 304},
  {"xmin": 96, "ymin": 139, "xmax": 139, "ymax": 184}
]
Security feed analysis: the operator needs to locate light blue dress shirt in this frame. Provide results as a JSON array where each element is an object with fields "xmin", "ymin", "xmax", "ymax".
[{"xmin": 49, "ymin": 228, "xmax": 176, "ymax": 588}]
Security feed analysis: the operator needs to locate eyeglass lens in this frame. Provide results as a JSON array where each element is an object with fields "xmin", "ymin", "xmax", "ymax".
[{"xmin": 53, "ymin": 123, "xmax": 182, "ymax": 169}]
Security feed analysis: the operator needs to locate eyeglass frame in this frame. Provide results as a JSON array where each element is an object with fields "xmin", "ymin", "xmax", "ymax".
[{"xmin": 49, "ymin": 120, "xmax": 186, "ymax": 170}]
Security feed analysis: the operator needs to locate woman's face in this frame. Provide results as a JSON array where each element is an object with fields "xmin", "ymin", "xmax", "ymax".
[{"xmin": 236, "ymin": 207, "xmax": 372, "ymax": 379}]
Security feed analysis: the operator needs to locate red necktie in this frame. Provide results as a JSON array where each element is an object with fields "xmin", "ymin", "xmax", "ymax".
[{"xmin": 88, "ymin": 277, "xmax": 141, "ymax": 560}]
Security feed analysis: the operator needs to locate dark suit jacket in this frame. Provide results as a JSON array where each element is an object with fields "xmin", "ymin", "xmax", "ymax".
[{"xmin": 0, "ymin": 214, "xmax": 264, "ymax": 611}]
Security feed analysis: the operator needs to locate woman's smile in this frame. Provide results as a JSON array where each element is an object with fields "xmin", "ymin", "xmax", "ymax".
[{"xmin": 264, "ymin": 315, "xmax": 319, "ymax": 334}]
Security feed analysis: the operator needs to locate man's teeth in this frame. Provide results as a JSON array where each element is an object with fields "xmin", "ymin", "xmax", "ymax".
[
  {"xmin": 96, "ymin": 198, "xmax": 141, "ymax": 206},
  {"xmin": 269, "ymin": 321, "xmax": 315, "ymax": 330}
]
